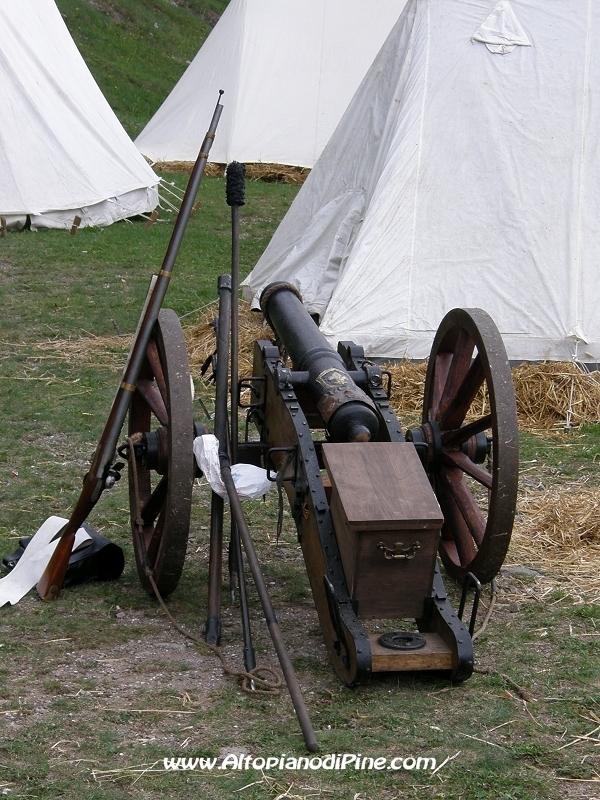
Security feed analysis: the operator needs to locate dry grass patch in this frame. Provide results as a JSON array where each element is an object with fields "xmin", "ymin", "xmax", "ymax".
[
  {"xmin": 25, "ymin": 334, "xmax": 130, "ymax": 370},
  {"xmin": 184, "ymin": 300, "xmax": 268, "ymax": 377},
  {"xmin": 512, "ymin": 361, "xmax": 600, "ymax": 429}
]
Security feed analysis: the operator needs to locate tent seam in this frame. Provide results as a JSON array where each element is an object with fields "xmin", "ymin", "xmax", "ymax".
[
  {"xmin": 572, "ymin": 0, "xmax": 592, "ymax": 342},
  {"xmin": 407, "ymin": 0, "xmax": 431, "ymax": 333}
]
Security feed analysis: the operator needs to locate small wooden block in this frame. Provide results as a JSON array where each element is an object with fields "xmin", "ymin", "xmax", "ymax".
[
  {"xmin": 0, "ymin": 216, "xmax": 7, "ymax": 239},
  {"xmin": 144, "ymin": 210, "xmax": 159, "ymax": 230},
  {"xmin": 323, "ymin": 442, "xmax": 443, "ymax": 619},
  {"xmin": 69, "ymin": 215, "xmax": 82, "ymax": 235},
  {"xmin": 369, "ymin": 632, "xmax": 452, "ymax": 672}
]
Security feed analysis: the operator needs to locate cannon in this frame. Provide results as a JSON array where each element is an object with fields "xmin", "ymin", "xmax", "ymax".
[{"xmin": 115, "ymin": 276, "xmax": 518, "ymax": 687}]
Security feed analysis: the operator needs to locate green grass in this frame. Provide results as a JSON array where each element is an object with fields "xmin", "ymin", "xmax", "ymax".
[
  {"xmin": 1, "ymin": 174, "xmax": 296, "ymax": 342},
  {"xmin": 0, "ymin": 173, "xmax": 297, "ymax": 551},
  {"xmin": 3, "ymin": 191, "xmax": 600, "ymax": 797},
  {"xmin": 56, "ymin": 0, "xmax": 229, "ymax": 138},
  {"xmin": 519, "ymin": 424, "xmax": 600, "ymax": 485}
]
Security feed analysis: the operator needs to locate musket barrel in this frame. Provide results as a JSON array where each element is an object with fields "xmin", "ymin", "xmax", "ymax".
[{"xmin": 260, "ymin": 282, "xmax": 380, "ymax": 443}]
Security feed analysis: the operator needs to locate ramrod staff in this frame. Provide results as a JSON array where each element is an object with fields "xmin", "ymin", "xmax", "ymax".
[{"xmin": 37, "ymin": 92, "xmax": 224, "ymax": 601}]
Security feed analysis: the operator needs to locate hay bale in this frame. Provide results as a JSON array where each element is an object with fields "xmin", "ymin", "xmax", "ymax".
[
  {"xmin": 384, "ymin": 360, "xmax": 490, "ymax": 423},
  {"xmin": 510, "ymin": 485, "xmax": 600, "ymax": 593},
  {"xmin": 152, "ymin": 161, "xmax": 223, "ymax": 177},
  {"xmin": 384, "ymin": 361, "xmax": 427, "ymax": 419},
  {"xmin": 30, "ymin": 302, "xmax": 600, "ymax": 431},
  {"xmin": 512, "ymin": 362, "xmax": 600, "ymax": 428},
  {"xmin": 185, "ymin": 300, "xmax": 268, "ymax": 378},
  {"xmin": 152, "ymin": 162, "xmax": 309, "ymax": 184},
  {"xmin": 186, "ymin": 306, "xmax": 600, "ymax": 429},
  {"xmin": 385, "ymin": 360, "xmax": 600, "ymax": 429}
]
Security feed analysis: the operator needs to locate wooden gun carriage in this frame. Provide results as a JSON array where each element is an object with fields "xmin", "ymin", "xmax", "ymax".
[{"xmin": 121, "ymin": 278, "xmax": 519, "ymax": 688}]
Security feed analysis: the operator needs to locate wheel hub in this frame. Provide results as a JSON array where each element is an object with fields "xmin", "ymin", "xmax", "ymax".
[
  {"xmin": 407, "ymin": 422, "xmax": 489, "ymax": 469},
  {"xmin": 142, "ymin": 427, "xmax": 169, "ymax": 475}
]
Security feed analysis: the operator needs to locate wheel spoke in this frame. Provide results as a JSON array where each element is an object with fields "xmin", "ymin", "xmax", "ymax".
[
  {"xmin": 436, "ymin": 329, "xmax": 475, "ymax": 422},
  {"xmin": 146, "ymin": 505, "xmax": 167, "ymax": 564},
  {"xmin": 147, "ymin": 338, "xmax": 168, "ymax": 404},
  {"xmin": 441, "ymin": 466, "xmax": 486, "ymax": 547},
  {"xmin": 439, "ymin": 353, "xmax": 485, "ymax": 431},
  {"xmin": 441, "ymin": 414, "xmax": 493, "ymax": 447},
  {"xmin": 442, "ymin": 450, "xmax": 492, "ymax": 489},
  {"xmin": 437, "ymin": 487, "xmax": 478, "ymax": 565},
  {"xmin": 421, "ymin": 307, "xmax": 518, "ymax": 583},
  {"xmin": 128, "ymin": 309, "xmax": 193, "ymax": 597},
  {"xmin": 141, "ymin": 475, "xmax": 168, "ymax": 525},
  {"xmin": 430, "ymin": 353, "xmax": 453, "ymax": 419},
  {"xmin": 136, "ymin": 378, "xmax": 168, "ymax": 425}
]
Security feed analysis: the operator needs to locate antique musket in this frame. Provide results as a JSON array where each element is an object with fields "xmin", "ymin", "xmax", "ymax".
[{"xmin": 36, "ymin": 92, "xmax": 224, "ymax": 601}]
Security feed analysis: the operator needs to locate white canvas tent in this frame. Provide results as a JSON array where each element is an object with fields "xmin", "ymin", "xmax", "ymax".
[
  {"xmin": 1, "ymin": 0, "xmax": 159, "ymax": 231},
  {"xmin": 135, "ymin": 0, "xmax": 408, "ymax": 168},
  {"xmin": 244, "ymin": 0, "xmax": 600, "ymax": 364}
]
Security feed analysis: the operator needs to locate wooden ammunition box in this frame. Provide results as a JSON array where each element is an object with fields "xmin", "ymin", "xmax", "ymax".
[{"xmin": 322, "ymin": 442, "xmax": 443, "ymax": 619}]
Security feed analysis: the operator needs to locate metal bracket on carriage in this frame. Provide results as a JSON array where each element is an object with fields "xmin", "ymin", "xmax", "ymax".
[
  {"xmin": 323, "ymin": 576, "xmax": 351, "ymax": 665},
  {"xmin": 274, "ymin": 364, "xmax": 309, "ymax": 392},
  {"xmin": 335, "ymin": 341, "xmax": 394, "ymax": 424},
  {"xmin": 238, "ymin": 375, "xmax": 265, "ymax": 409}
]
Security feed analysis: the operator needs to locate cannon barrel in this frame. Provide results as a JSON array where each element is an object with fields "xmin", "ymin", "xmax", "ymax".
[{"xmin": 260, "ymin": 282, "xmax": 380, "ymax": 443}]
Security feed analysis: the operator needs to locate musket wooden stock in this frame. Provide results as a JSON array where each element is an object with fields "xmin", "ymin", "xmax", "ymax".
[
  {"xmin": 36, "ymin": 91, "xmax": 224, "ymax": 601},
  {"xmin": 36, "ymin": 477, "xmax": 99, "ymax": 600}
]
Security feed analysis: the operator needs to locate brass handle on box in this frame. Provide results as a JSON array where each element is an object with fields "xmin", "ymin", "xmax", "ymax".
[{"xmin": 377, "ymin": 540, "xmax": 421, "ymax": 560}]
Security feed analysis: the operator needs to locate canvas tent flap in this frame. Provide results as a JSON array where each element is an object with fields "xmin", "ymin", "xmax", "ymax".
[
  {"xmin": 0, "ymin": 0, "xmax": 159, "ymax": 229},
  {"xmin": 472, "ymin": 1, "xmax": 532, "ymax": 53},
  {"xmin": 244, "ymin": 0, "xmax": 600, "ymax": 363},
  {"xmin": 135, "ymin": 0, "xmax": 408, "ymax": 168}
]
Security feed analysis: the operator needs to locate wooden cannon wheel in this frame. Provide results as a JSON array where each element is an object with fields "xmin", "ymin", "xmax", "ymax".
[
  {"xmin": 411, "ymin": 308, "xmax": 519, "ymax": 584},
  {"xmin": 127, "ymin": 309, "xmax": 194, "ymax": 596}
]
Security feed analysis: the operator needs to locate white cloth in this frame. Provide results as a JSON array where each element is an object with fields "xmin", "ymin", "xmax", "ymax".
[
  {"xmin": 0, "ymin": 517, "xmax": 91, "ymax": 606},
  {"xmin": 472, "ymin": 1, "xmax": 532, "ymax": 54},
  {"xmin": 193, "ymin": 435, "xmax": 272, "ymax": 501}
]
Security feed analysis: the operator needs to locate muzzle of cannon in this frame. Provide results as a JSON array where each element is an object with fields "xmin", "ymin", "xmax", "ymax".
[{"xmin": 260, "ymin": 282, "xmax": 380, "ymax": 443}]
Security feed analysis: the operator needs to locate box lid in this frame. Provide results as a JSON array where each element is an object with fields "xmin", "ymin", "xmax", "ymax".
[{"xmin": 322, "ymin": 442, "xmax": 443, "ymax": 531}]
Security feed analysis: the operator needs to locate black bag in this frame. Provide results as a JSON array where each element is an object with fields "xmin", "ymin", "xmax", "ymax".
[{"xmin": 1, "ymin": 523, "xmax": 125, "ymax": 588}]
